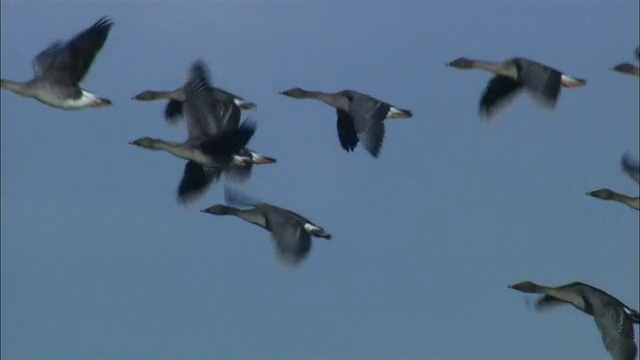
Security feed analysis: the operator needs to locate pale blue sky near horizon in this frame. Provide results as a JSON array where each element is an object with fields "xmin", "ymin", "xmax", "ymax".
[{"xmin": 1, "ymin": 1, "xmax": 638, "ymax": 359}]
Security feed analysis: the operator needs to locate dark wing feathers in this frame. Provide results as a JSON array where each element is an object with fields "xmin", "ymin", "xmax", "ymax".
[
  {"xmin": 479, "ymin": 75, "xmax": 525, "ymax": 120},
  {"xmin": 516, "ymin": 60, "xmax": 562, "ymax": 110},
  {"xmin": 200, "ymin": 118, "xmax": 257, "ymax": 157},
  {"xmin": 183, "ymin": 61, "xmax": 223, "ymax": 139},
  {"xmin": 164, "ymin": 100, "xmax": 184, "ymax": 123},
  {"xmin": 592, "ymin": 302, "xmax": 638, "ymax": 360},
  {"xmin": 345, "ymin": 93, "xmax": 389, "ymax": 158},
  {"xmin": 268, "ymin": 215, "xmax": 312, "ymax": 267},
  {"xmin": 336, "ymin": 109, "xmax": 359, "ymax": 152},
  {"xmin": 533, "ymin": 294, "xmax": 571, "ymax": 312},
  {"xmin": 177, "ymin": 161, "xmax": 221, "ymax": 205},
  {"xmin": 183, "ymin": 60, "xmax": 243, "ymax": 139},
  {"xmin": 33, "ymin": 16, "xmax": 114, "ymax": 85},
  {"xmin": 621, "ymin": 152, "xmax": 640, "ymax": 184}
]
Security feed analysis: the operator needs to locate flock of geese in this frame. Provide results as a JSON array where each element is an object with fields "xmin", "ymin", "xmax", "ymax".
[{"xmin": 1, "ymin": 15, "xmax": 639, "ymax": 360}]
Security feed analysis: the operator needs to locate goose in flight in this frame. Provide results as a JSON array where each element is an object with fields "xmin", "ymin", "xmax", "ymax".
[
  {"xmin": 445, "ymin": 56, "xmax": 586, "ymax": 121},
  {"xmin": 129, "ymin": 60, "xmax": 265, "ymax": 205},
  {"xmin": 509, "ymin": 281, "xmax": 639, "ymax": 360},
  {"xmin": 201, "ymin": 185, "xmax": 332, "ymax": 267},
  {"xmin": 611, "ymin": 47, "xmax": 639, "ymax": 77},
  {"xmin": 1, "ymin": 16, "xmax": 114, "ymax": 110},
  {"xmin": 587, "ymin": 152, "xmax": 639, "ymax": 211},
  {"xmin": 132, "ymin": 84, "xmax": 257, "ymax": 122},
  {"xmin": 133, "ymin": 66, "xmax": 275, "ymax": 182},
  {"xmin": 279, "ymin": 87, "xmax": 412, "ymax": 158}
]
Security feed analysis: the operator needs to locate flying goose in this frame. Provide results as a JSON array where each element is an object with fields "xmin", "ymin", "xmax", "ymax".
[
  {"xmin": 1, "ymin": 16, "xmax": 114, "ymax": 110},
  {"xmin": 201, "ymin": 185, "xmax": 332, "ymax": 267},
  {"xmin": 445, "ymin": 57, "xmax": 586, "ymax": 120},
  {"xmin": 509, "ymin": 281, "xmax": 639, "ymax": 360},
  {"xmin": 279, "ymin": 87, "xmax": 412, "ymax": 158},
  {"xmin": 132, "ymin": 85, "xmax": 257, "ymax": 122},
  {"xmin": 129, "ymin": 60, "xmax": 265, "ymax": 205},
  {"xmin": 587, "ymin": 152, "xmax": 639, "ymax": 211},
  {"xmin": 611, "ymin": 47, "xmax": 639, "ymax": 77}
]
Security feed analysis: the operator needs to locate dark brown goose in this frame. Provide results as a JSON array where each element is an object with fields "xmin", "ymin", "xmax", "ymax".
[
  {"xmin": 129, "ymin": 60, "xmax": 262, "ymax": 205},
  {"xmin": 1, "ymin": 16, "xmax": 114, "ymax": 110},
  {"xmin": 279, "ymin": 87, "xmax": 412, "ymax": 158},
  {"xmin": 201, "ymin": 185, "xmax": 332, "ymax": 267},
  {"xmin": 509, "ymin": 281, "xmax": 639, "ymax": 360},
  {"xmin": 132, "ymin": 84, "xmax": 257, "ymax": 122},
  {"xmin": 446, "ymin": 56, "xmax": 586, "ymax": 121}
]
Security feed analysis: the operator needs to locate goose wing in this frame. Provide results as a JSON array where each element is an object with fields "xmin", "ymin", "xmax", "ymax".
[
  {"xmin": 621, "ymin": 152, "xmax": 640, "ymax": 184},
  {"xmin": 164, "ymin": 99, "xmax": 184, "ymax": 123},
  {"xmin": 224, "ymin": 163, "xmax": 253, "ymax": 183},
  {"xmin": 32, "ymin": 16, "xmax": 113, "ymax": 85},
  {"xmin": 479, "ymin": 75, "xmax": 524, "ymax": 120},
  {"xmin": 336, "ymin": 109, "xmax": 359, "ymax": 152},
  {"xmin": 199, "ymin": 118, "xmax": 257, "ymax": 159},
  {"xmin": 268, "ymin": 212, "xmax": 312, "ymax": 267},
  {"xmin": 531, "ymin": 294, "xmax": 571, "ymax": 312},
  {"xmin": 515, "ymin": 58, "xmax": 562, "ymax": 110},
  {"xmin": 183, "ymin": 61, "xmax": 227, "ymax": 140},
  {"xmin": 592, "ymin": 300, "xmax": 638, "ymax": 360},
  {"xmin": 177, "ymin": 161, "xmax": 221, "ymax": 205},
  {"xmin": 345, "ymin": 92, "xmax": 388, "ymax": 158}
]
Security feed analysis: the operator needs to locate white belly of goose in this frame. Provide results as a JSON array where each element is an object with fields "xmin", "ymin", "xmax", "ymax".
[{"xmin": 36, "ymin": 89, "xmax": 101, "ymax": 110}]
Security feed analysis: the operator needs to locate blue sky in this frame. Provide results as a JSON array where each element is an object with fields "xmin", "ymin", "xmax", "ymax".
[{"xmin": 1, "ymin": 1, "xmax": 638, "ymax": 359}]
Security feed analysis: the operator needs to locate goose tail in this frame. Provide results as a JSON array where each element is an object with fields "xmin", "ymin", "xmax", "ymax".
[{"xmin": 387, "ymin": 106, "xmax": 413, "ymax": 119}]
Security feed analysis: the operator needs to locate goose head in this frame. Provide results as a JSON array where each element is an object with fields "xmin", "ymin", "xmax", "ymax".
[
  {"xmin": 200, "ymin": 205, "xmax": 234, "ymax": 215},
  {"xmin": 279, "ymin": 87, "xmax": 309, "ymax": 99},
  {"xmin": 586, "ymin": 188, "xmax": 616, "ymax": 200},
  {"xmin": 129, "ymin": 137, "xmax": 158, "ymax": 149},
  {"xmin": 508, "ymin": 281, "xmax": 540, "ymax": 293},
  {"xmin": 131, "ymin": 90, "xmax": 162, "ymax": 101},
  {"xmin": 445, "ymin": 57, "xmax": 476, "ymax": 69}
]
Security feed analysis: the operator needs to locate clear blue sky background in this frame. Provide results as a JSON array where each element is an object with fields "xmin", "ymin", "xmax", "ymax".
[{"xmin": 1, "ymin": 1, "xmax": 638, "ymax": 359}]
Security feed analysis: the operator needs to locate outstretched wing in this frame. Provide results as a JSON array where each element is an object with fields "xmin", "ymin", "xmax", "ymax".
[
  {"xmin": 183, "ymin": 60, "xmax": 224, "ymax": 139},
  {"xmin": 177, "ymin": 161, "xmax": 221, "ymax": 205},
  {"xmin": 621, "ymin": 152, "xmax": 640, "ymax": 184},
  {"xmin": 269, "ymin": 219, "xmax": 312, "ymax": 267},
  {"xmin": 336, "ymin": 109, "xmax": 359, "ymax": 152},
  {"xmin": 515, "ymin": 59, "xmax": 562, "ymax": 110},
  {"xmin": 479, "ymin": 75, "xmax": 524, "ymax": 120},
  {"xmin": 32, "ymin": 16, "xmax": 114, "ymax": 85},
  {"xmin": 592, "ymin": 301, "xmax": 638, "ymax": 360},
  {"xmin": 346, "ymin": 93, "xmax": 389, "ymax": 158},
  {"xmin": 222, "ymin": 184, "xmax": 260, "ymax": 208},
  {"xmin": 164, "ymin": 100, "xmax": 184, "ymax": 123}
]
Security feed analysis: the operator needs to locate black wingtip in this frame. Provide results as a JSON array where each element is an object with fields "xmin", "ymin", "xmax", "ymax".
[
  {"xmin": 164, "ymin": 100, "xmax": 184, "ymax": 123},
  {"xmin": 186, "ymin": 60, "xmax": 213, "ymax": 95},
  {"xmin": 93, "ymin": 16, "xmax": 115, "ymax": 31}
]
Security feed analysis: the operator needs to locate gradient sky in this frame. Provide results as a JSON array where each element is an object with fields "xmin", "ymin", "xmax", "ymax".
[{"xmin": 1, "ymin": 1, "xmax": 639, "ymax": 359}]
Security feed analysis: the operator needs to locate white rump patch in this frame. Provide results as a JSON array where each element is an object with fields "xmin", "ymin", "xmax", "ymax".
[{"xmin": 303, "ymin": 223, "xmax": 321, "ymax": 233}]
